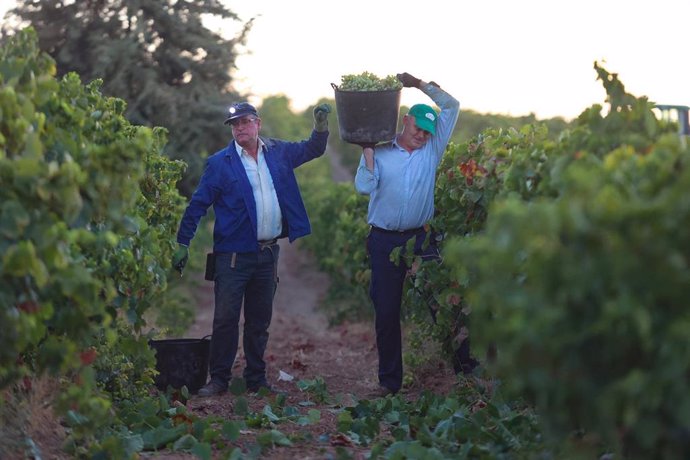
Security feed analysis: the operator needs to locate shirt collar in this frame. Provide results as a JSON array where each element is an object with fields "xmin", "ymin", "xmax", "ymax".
[
  {"xmin": 234, "ymin": 138, "xmax": 266, "ymax": 159},
  {"xmin": 392, "ymin": 135, "xmax": 408, "ymax": 152}
]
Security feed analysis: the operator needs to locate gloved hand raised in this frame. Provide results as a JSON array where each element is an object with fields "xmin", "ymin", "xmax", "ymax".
[
  {"xmin": 397, "ymin": 72, "xmax": 421, "ymax": 88},
  {"xmin": 313, "ymin": 103, "xmax": 332, "ymax": 132},
  {"xmin": 172, "ymin": 244, "xmax": 189, "ymax": 275}
]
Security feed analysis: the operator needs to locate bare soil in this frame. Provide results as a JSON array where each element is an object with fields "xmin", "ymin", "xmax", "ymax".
[{"xmin": 185, "ymin": 237, "xmax": 385, "ymax": 400}]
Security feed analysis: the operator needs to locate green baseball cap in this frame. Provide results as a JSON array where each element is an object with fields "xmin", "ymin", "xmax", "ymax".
[{"xmin": 408, "ymin": 104, "xmax": 438, "ymax": 135}]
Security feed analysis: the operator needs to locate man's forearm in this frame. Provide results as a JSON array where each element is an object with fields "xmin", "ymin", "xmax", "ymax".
[
  {"xmin": 363, "ymin": 147, "xmax": 375, "ymax": 171},
  {"xmin": 419, "ymin": 81, "xmax": 459, "ymax": 111}
]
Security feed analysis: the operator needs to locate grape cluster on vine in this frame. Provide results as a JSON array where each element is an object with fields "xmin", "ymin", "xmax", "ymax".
[{"xmin": 339, "ymin": 71, "xmax": 402, "ymax": 91}]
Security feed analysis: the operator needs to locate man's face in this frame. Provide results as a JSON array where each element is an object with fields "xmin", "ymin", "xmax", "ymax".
[
  {"xmin": 230, "ymin": 115, "xmax": 261, "ymax": 145},
  {"xmin": 399, "ymin": 114, "xmax": 432, "ymax": 151}
]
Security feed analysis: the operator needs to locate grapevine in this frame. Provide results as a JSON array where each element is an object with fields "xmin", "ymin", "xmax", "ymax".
[{"xmin": 338, "ymin": 71, "xmax": 402, "ymax": 91}]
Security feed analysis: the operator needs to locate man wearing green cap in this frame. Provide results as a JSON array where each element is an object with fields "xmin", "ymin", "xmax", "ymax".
[{"xmin": 355, "ymin": 72, "xmax": 473, "ymax": 397}]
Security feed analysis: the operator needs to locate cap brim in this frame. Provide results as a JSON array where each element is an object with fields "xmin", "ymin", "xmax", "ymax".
[
  {"xmin": 224, "ymin": 111, "xmax": 259, "ymax": 125},
  {"xmin": 224, "ymin": 114, "xmax": 247, "ymax": 125},
  {"xmin": 414, "ymin": 117, "xmax": 436, "ymax": 135}
]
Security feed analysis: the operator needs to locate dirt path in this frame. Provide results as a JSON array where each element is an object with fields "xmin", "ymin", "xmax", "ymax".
[{"xmin": 183, "ymin": 237, "xmax": 382, "ymax": 399}]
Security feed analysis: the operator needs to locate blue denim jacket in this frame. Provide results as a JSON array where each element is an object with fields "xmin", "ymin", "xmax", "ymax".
[{"xmin": 177, "ymin": 130, "xmax": 328, "ymax": 253}]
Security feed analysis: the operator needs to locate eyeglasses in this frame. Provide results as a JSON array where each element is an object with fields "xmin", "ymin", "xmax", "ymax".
[{"xmin": 229, "ymin": 117, "xmax": 258, "ymax": 128}]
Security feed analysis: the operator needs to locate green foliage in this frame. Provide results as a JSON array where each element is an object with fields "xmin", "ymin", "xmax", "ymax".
[
  {"xmin": 450, "ymin": 108, "xmax": 571, "ymax": 147},
  {"xmin": 298, "ymin": 155, "xmax": 372, "ymax": 321},
  {"xmin": 296, "ymin": 377, "xmax": 330, "ymax": 404},
  {"xmin": 4, "ymin": 0, "xmax": 252, "ymax": 196},
  {"xmin": 259, "ymin": 94, "xmax": 310, "ymax": 140},
  {"xmin": 395, "ymin": 122, "xmax": 560, "ymax": 375},
  {"xmin": 339, "ymin": 72, "xmax": 402, "ymax": 91},
  {"xmin": 0, "ymin": 27, "xmax": 187, "ymax": 453},
  {"xmin": 435, "ymin": 64, "xmax": 690, "ymax": 458},
  {"xmin": 288, "ymin": 60, "xmax": 690, "ymax": 457},
  {"xmin": 343, "ymin": 385, "xmax": 545, "ymax": 457},
  {"xmin": 92, "ymin": 322, "xmax": 158, "ymax": 403}
]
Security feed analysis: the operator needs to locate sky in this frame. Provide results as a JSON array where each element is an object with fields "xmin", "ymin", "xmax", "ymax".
[
  {"xmin": 1, "ymin": 1, "xmax": 687, "ymax": 121},
  {"xmin": 218, "ymin": 0, "xmax": 689, "ymax": 120}
]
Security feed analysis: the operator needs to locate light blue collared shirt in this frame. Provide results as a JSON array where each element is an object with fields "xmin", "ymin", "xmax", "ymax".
[
  {"xmin": 354, "ymin": 84, "xmax": 460, "ymax": 231},
  {"xmin": 235, "ymin": 139, "xmax": 283, "ymax": 241}
]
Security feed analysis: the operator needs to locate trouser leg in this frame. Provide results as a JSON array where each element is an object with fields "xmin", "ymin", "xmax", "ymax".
[
  {"xmin": 209, "ymin": 252, "xmax": 250, "ymax": 387},
  {"xmin": 367, "ymin": 231, "xmax": 408, "ymax": 392},
  {"xmin": 242, "ymin": 244, "xmax": 279, "ymax": 387}
]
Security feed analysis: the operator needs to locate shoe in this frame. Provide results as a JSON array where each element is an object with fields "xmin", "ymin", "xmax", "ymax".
[
  {"xmin": 369, "ymin": 385, "xmax": 396, "ymax": 398},
  {"xmin": 454, "ymin": 356, "xmax": 480, "ymax": 375},
  {"xmin": 197, "ymin": 381, "xmax": 227, "ymax": 397},
  {"xmin": 452, "ymin": 337, "xmax": 480, "ymax": 375}
]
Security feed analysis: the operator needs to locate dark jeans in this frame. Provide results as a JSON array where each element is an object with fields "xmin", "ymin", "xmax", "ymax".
[
  {"xmin": 366, "ymin": 227, "xmax": 438, "ymax": 392},
  {"xmin": 208, "ymin": 244, "xmax": 279, "ymax": 388}
]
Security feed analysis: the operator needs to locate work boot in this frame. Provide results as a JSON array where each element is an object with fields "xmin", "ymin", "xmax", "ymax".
[
  {"xmin": 368, "ymin": 385, "xmax": 396, "ymax": 398},
  {"xmin": 453, "ymin": 337, "xmax": 479, "ymax": 375},
  {"xmin": 197, "ymin": 381, "xmax": 227, "ymax": 397}
]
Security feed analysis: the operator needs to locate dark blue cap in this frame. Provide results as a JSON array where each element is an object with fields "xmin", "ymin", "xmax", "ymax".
[{"xmin": 224, "ymin": 102, "xmax": 259, "ymax": 125}]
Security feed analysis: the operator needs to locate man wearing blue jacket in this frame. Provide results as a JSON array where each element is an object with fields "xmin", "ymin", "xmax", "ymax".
[{"xmin": 173, "ymin": 101, "xmax": 331, "ymax": 396}]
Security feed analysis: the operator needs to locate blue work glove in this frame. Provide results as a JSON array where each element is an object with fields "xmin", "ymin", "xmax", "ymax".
[
  {"xmin": 172, "ymin": 244, "xmax": 189, "ymax": 274},
  {"xmin": 313, "ymin": 103, "xmax": 332, "ymax": 132}
]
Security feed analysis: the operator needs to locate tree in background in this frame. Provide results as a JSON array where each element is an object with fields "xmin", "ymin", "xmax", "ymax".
[
  {"xmin": 2, "ymin": 0, "xmax": 252, "ymax": 196},
  {"xmin": 451, "ymin": 109, "xmax": 570, "ymax": 145},
  {"xmin": 258, "ymin": 94, "xmax": 309, "ymax": 140}
]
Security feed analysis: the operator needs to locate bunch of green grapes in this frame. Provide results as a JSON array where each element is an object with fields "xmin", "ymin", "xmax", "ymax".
[{"xmin": 339, "ymin": 71, "xmax": 402, "ymax": 91}]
